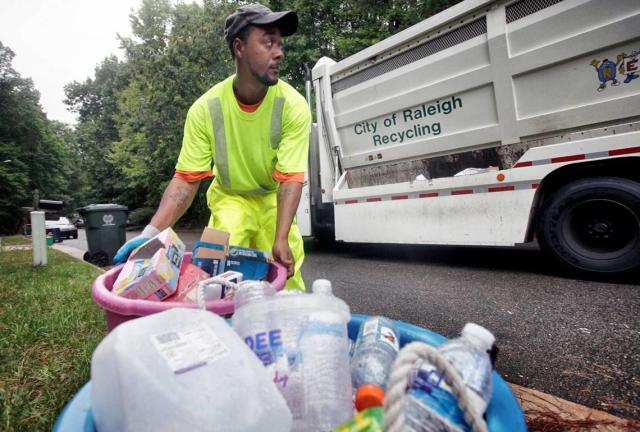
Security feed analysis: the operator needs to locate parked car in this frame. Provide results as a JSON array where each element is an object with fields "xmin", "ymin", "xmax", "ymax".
[
  {"xmin": 45, "ymin": 217, "xmax": 78, "ymax": 239},
  {"xmin": 71, "ymin": 215, "xmax": 84, "ymax": 228}
]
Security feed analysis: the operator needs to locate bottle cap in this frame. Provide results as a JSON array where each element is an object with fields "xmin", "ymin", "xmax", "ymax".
[
  {"xmin": 355, "ymin": 384, "xmax": 385, "ymax": 411},
  {"xmin": 462, "ymin": 323, "xmax": 495, "ymax": 351},
  {"xmin": 311, "ymin": 278, "xmax": 333, "ymax": 295}
]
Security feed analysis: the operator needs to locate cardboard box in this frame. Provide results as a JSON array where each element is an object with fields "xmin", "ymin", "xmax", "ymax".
[
  {"xmin": 169, "ymin": 263, "xmax": 211, "ymax": 303},
  {"xmin": 113, "ymin": 228, "xmax": 185, "ymax": 301},
  {"xmin": 225, "ymin": 246, "xmax": 271, "ymax": 281},
  {"xmin": 192, "ymin": 227, "xmax": 229, "ymax": 276}
]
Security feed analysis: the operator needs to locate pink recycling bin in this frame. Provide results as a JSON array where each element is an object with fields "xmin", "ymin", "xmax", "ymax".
[{"xmin": 92, "ymin": 252, "xmax": 287, "ymax": 332}]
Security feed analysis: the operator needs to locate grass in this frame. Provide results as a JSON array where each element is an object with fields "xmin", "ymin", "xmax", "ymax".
[
  {"xmin": 0, "ymin": 249, "xmax": 106, "ymax": 431},
  {"xmin": 0, "ymin": 235, "xmax": 31, "ymax": 246}
]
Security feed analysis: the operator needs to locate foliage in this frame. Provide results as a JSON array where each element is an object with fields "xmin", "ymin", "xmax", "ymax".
[
  {"xmin": 0, "ymin": 250, "xmax": 105, "ymax": 431},
  {"xmin": 0, "ymin": 42, "xmax": 78, "ymax": 234}
]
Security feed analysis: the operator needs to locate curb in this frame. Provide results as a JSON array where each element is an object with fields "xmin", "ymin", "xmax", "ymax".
[{"xmin": 51, "ymin": 244, "xmax": 106, "ymax": 272}]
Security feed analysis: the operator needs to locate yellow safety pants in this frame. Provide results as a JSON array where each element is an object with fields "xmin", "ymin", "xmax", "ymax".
[{"xmin": 207, "ymin": 182, "xmax": 305, "ymax": 290}]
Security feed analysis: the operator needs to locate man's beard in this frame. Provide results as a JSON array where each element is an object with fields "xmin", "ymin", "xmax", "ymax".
[{"xmin": 252, "ymin": 67, "xmax": 278, "ymax": 86}]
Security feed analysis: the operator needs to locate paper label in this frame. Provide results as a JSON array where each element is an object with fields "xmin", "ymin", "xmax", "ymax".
[{"xmin": 152, "ymin": 323, "xmax": 229, "ymax": 374}]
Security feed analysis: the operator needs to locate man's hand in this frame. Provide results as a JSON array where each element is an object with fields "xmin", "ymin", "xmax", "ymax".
[
  {"xmin": 273, "ymin": 181, "xmax": 303, "ymax": 279},
  {"xmin": 272, "ymin": 237, "xmax": 295, "ymax": 278},
  {"xmin": 113, "ymin": 225, "xmax": 160, "ymax": 264}
]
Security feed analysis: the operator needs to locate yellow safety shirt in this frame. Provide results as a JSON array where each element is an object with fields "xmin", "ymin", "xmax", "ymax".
[{"xmin": 176, "ymin": 75, "xmax": 311, "ymax": 195}]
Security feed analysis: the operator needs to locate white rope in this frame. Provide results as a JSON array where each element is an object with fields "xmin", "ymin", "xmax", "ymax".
[{"xmin": 383, "ymin": 342, "xmax": 487, "ymax": 432}]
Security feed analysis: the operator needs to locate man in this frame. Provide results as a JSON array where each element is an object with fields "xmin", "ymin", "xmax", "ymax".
[{"xmin": 114, "ymin": 4, "xmax": 310, "ymax": 290}]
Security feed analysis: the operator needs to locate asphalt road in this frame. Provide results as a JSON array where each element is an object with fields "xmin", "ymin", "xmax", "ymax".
[{"xmin": 66, "ymin": 229, "xmax": 640, "ymax": 419}]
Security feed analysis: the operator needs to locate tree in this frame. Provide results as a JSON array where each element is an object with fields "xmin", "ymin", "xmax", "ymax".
[{"xmin": 0, "ymin": 42, "xmax": 74, "ymax": 233}]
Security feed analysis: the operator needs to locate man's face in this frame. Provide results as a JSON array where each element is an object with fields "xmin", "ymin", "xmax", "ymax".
[{"xmin": 238, "ymin": 25, "xmax": 284, "ymax": 86}]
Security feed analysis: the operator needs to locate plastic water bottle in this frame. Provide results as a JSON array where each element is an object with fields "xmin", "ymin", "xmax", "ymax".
[
  {"xmin": 298, "ymin": 279, "xmax": 353, "ymax": 431},
  {"xmin": 91, "ymin": 308, "xmax": 292, "ymax": 432},
  {"xmin": 404, "ymin": 323, "xmax": 495, "ymax": 432},
  {"xmin": 350, "ymin": 316, "xmax": 400, "ymax": 411},
  {"xmin": 232, "ymin": 278, "xmax": 352, "ymax": 431}
]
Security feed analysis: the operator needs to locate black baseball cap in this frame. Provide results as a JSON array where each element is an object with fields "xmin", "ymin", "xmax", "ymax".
[{"xmin": 224, "ymin": 4, "xmax": 298, "ymax": 45}]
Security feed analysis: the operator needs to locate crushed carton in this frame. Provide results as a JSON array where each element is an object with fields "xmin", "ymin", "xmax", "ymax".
[
  {"xmin": 169, "ymin": 263, "xmax": 211, "ymax": 303},
  {"xmin": 192, "ymin": 227, "xmax": 229, "ymax": 276},
  {"xmin": 113, "ymin": 228, "xmax": 185, "ymax": 301},
  {"xmin": 225, "ymin": 246, "xmax": 271, "ymax": 281}
]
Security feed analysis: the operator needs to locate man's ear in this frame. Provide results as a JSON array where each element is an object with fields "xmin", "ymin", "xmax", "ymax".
[{"xmin": 233, "ymin": 38, "xmax": 244, "ymax": 59}]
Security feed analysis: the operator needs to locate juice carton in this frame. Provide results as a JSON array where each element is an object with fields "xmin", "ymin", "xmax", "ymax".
[
  {"xmin": 225, "ymin": 246, "xmax": 271, "ymax": 280},
  {"xmin": 192, "ymin": 227, "xmax": 229, "ymax": 276},
  {"xmin": 112, "ymin": 228, "xmax": 185, "ymax": 301},
  {"xmin": 169, "ymin": 263, "xmax": 211, "ymax": 303}
]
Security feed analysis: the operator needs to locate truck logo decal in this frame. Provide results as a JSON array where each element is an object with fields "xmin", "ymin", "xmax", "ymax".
[{"xmin": 591, "ymin": 50, "xmax": 639, "ymax": 92}]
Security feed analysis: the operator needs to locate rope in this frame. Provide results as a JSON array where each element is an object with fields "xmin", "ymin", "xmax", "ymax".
[
  {"xmin": 195, "ymin": 277, "xmax": 238, "ymax": 310},
  {"xmin": 383, "ymin": 342, "xmax": 487, "ymax": 432}
]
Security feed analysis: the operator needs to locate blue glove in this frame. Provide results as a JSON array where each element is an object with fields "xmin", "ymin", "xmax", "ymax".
[{"xmin": 113, "ymin": 225, "xmax": 160, "ymax": 264}]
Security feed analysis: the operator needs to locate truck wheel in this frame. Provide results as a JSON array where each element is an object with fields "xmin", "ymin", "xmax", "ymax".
[{"xmin": 537, "ymin": 177, "xmax": 640, "ymax": 276}]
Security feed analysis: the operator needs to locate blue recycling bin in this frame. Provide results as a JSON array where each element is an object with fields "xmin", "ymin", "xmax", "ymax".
[{"xmin": 53, "ymin": 314, "xmax": 527, "ymax": 431}]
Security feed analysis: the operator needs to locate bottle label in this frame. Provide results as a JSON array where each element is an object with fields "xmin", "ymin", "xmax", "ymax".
[
  {"xmin": 380, "ymin": 326, "xmax": 399, "ymax": 351},
  {"xmin": 360, "ymin": 320, "xmax": 399, "ymax": 352},
  {"xmin": 362, "ymin": 319, "xmax": 379, "ymax": 336},
  {"xmin": 409, "ymin": 365, "xmax": 468, "ymax": 431},
  {"xmin": 151, "ymin": 322, "xmax": 229, "ymax": 375}
]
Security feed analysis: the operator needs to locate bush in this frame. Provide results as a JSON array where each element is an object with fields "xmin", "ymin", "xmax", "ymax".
[{"xmin": 127, "ymin": 207, "xmax": 155, "ymax": 228}]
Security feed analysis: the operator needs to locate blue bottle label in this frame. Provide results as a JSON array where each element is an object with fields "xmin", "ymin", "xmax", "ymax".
[{"xmin": 409, "ymin": 365, "xmax": 469, "ymax": 431}]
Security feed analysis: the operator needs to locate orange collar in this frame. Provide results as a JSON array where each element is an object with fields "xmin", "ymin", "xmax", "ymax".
[{"xmin": 236, "ymin": 96, "xmax": 264, "ymax": 113}]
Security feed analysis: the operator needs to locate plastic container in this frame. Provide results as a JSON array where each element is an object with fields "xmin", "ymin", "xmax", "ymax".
[
  {"xmin": 91, "ymin": 308, "xmax": 292, "ymax": 432},
  {"xmin": 405, "ymin": 323, "xmax": 495, "ymax": 432},
  {"xmin": 92, "ymin": 252, "xmax": 287, "ymax": 332},
  {"xmin": 53, "ymin": 315, "xmax": 527, "ymax": 432},
  {"xmin": 231, "ymin": 279, "xmax": 352, "ymax": 431},
  {"xmin": 298, "ymin": 280, "xmax": 353, "ymax": 431},
  {"xmin": 351, "ymin": 316, "xmax": 400, "ymax": 411}
]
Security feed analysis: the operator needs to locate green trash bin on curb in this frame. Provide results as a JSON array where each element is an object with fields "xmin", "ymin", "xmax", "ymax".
[{"xmin": 78, "ymin": 204, "xmax": 128, "ymax": 267}]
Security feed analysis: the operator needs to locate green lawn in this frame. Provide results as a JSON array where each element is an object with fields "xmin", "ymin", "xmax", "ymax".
[
  {"xmin": 0, "ymin": 235, "xmax": 31, "ymax": 246},
  {"xmin": 0, "ymin": 249, "xmax": 106, "ymax": 431}
]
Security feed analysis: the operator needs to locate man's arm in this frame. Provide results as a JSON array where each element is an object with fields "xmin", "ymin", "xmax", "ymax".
[
  {"xmin": 149, "ymin": 177, "xmax": 201, "ymax": 230},
  {"xmin": 272, "ymin": 181, "xmax": 303, "ymax": 277}
]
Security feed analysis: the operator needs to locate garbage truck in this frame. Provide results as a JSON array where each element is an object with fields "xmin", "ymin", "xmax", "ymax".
[{"xmin": 296, "ymin": 0, "xmax": 640, "ymax": 276}]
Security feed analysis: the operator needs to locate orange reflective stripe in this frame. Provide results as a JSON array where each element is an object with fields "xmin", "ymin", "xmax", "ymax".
[
  {"xmin": 174, "ymin": 170, "xmax": 214, "ymax": 183},
  {"xmin": 272, "ymin": 169, "xmax": 304, "ymax": 183}
]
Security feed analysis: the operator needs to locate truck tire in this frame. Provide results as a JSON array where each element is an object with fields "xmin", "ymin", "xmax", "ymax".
[{"xmin": 537, "ymin": 177, "xmax": 640, "ymax": 276}]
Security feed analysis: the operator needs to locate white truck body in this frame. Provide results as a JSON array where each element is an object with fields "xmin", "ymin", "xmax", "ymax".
[{"xmin": 298, "ymin": 0, "xmax": 640, "ymax": 275}]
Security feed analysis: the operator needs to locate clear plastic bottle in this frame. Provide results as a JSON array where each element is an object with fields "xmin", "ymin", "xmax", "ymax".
[
  {"xmin": 404, "ymin": 323, "xmax": 495, "ymax": 432},
  {"xmin": 350, "ymin": 316, "xmax": 400, "ymax": 411},
  {"xmin": 298, "ymin": 279, "xmax": 353, "ymax": 431},
  {"xmin": 232, "ymin": 279, "xmax": 352, "ymax": 431}
]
